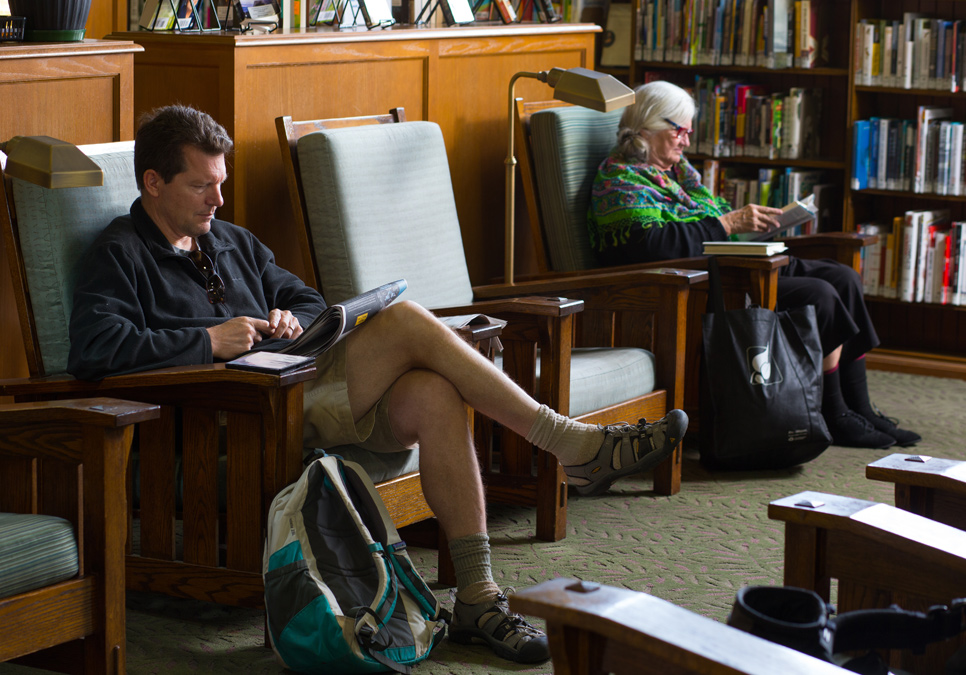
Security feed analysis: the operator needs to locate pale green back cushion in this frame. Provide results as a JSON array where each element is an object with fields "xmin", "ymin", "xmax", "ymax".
[
  {"xmin": 530, "ymin": 106, "xmax": 623, "ymax": 272},
  {"xmin": 11, "ymin": 142, "xmax": 138, "ymax": 375},
  {"xmin": 296, "ymin": 122, "xmax": 475, "ymax": 308}
]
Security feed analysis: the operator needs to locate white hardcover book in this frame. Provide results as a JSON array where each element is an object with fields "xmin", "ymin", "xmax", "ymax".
[
  {"xmin": 877, "ymin": 117, "xmax": 891, "ymax": 189},
  {"xmin": 958, "ymin": 225, "xmax": 966, "ymax": 305},
  {"xmin": 902, "ymin": 12, "xmax": 926, "ymax": 89},
  {"xmin": 768, "ymin": 0, "xmax": 790, "ymax": 69},
  {"xmin": 952, "ymin": 123, "xmax": 965, "ymax": 196},
  {"xmin": 899, "ymin": 211, "xmax": 921, "ymax": 303},
  {"xmin": 782, "ymin": 90, "xmax": 802, "ymax": 159}
]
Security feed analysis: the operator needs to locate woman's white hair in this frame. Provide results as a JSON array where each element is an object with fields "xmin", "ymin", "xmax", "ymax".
[{"xmin": 615, "ymin": 80, "xmax": 696, "ymax": 164}]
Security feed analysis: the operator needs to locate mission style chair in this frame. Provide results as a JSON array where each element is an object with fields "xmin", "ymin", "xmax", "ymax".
[
  {"xmin": 769, "ymin": 490, "xmax": 966, "ymax": 673},
  {"xmin": 276, "ymin": 110, "xmax": 703, "ymax": 546},
  {"xmin": 0, "ymin": 398, "xmax": 159, "ymax": 675},
  {"xmin": 0, "ymin": 141, "xmax": 322, "ymax": 606},
  {"xmin": 504, "ymin": 99, "xmax": 874, "ymax": 438},
  {"xmin": 508, "ymin": 578, "xmax": 850, "ymax": 675}
]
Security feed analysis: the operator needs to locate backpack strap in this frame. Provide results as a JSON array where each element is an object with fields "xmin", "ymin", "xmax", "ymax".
[{"xmin": 341, "ymin": 460, "xmax": 447, "ymax": 624}]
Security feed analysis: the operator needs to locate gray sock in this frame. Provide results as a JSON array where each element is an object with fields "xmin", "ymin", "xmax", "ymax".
[{"xmin": 524, "ymin": 404, "xmax": 602, "ymax": 466}]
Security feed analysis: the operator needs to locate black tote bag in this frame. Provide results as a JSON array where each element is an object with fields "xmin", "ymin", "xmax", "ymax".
[{"xmin": 700, "ymin": 257, "xmax": 831, "ymax": 470}]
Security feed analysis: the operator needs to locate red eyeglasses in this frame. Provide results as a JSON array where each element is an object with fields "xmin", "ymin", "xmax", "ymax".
[{"xmin": 663, "ymin": 117, "xmax": 694, "ymax": 140}]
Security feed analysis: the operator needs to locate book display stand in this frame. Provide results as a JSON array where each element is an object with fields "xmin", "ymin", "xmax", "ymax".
[{"xmin": 141, "ymin": 0, "xmax": 222, "ymax": 32}]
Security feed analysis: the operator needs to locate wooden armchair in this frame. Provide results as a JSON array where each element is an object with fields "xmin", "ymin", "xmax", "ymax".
[
  {"xmin": 509, "ymin": 578, "xmax": 849, "ymax": 674},
  {"xmin": 276, "ymin": 111, "xmax": 703, "ymax": 546},
  {"xmin": 867, "ymin": 453, "xmax": 966, "ymax": 531},
  {"xmin": 510, "ymin": 99, "xmax": 874, "ymax": 439},
  {"xmin": 769, "ymin": 490, "xmax": 966, "ymax": 673},
  {"xmin": 0, "ymin": 398, "xmax": 159, "ymax": 675},
  {"xmin": 0, "ymin": 142, "xmax": 315, "ymax": 607}
]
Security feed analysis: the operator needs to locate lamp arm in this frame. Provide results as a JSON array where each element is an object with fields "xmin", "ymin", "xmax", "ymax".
[{"xmin": 505, "ymin": 71, "xmax": 548, "ymax": 286}]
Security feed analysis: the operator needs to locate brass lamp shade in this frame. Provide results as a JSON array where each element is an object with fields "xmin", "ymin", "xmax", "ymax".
[
  {"xmin": 544, "ymin": 67, "xmax": 637, "ymax": 111},
  {"xmin": 1, "ymin": 135, "xmax": 103, "ymax": 189}
]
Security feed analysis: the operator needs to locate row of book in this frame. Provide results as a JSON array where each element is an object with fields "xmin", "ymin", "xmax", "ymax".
[
  {"xmin": 852, "ymin": 107, "xmax": 965, "ymax": 196},
  {"xmin": 857, "ymin": 210, "xmax": 966, "ymax": 306},
  {"xmin": 855, "ymin": 14, "xmax": 966, "ymax": 92},
  {"xmin": 690, "ymin": 77, "xmax": 823, "ymax": 160},
  {"xmin": 635, "ymin": 0, "xmax": 829, "ymax": 68},
  {"xmin": 698, "ymin": 160, "xmax": 840, "ymax": 234}
]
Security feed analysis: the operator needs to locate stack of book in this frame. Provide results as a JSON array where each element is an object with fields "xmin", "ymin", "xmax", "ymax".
[
  {"xmin": 855, "ymin": 14, "xmax": 966, "ymax": 92},
  {"xmin": 636, "ymin": 0, "xmax": 829, "ymax": 69},
  {"xmin": 856, "ymin": 210, "xmax": 966, "ymax": 306},
  {"xmin": 852, "ymin": 107, "xmax": 964, "ymax": 196},
  {"xmin": 689, "ymin": 77, "xmax": 823, "ymax": 160}
]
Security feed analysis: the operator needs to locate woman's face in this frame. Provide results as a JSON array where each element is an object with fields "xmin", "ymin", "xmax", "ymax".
[{"xmin": 646, "ymin": 117, "xmax": 692, "ymax": 171}]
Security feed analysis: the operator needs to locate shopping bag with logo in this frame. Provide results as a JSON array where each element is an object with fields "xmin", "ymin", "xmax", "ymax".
[{"xmin": 700, "ymin": 257, "xmax": 831, "ymax": 469}]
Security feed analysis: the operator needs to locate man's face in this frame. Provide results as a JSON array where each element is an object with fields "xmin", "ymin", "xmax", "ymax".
[{"xmin": 146, "ymin": 145, "xmax": 227, "ymax": 246}]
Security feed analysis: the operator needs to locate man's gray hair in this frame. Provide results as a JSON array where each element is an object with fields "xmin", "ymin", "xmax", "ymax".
[{"xmin": 614, "ymin": 81, "xmax": 696, "ymax": 164}]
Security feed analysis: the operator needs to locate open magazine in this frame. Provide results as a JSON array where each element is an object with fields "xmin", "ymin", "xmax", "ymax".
[{"xmin": 226, "ymin": 279, "xmax": 407, "ymax": 373}]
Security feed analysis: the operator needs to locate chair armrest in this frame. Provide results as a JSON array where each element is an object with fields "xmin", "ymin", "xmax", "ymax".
[
  {"xmin": 0, "ymin": 363, "xmax": 316, "ymax": 407},
  {"xmin": 432, "ymin": 296, "xmax": 585, "ymax": 318},
  {"xmin": 780, "ymin": 232, "xmax": 875, "ymax": 271},
  {"xmin": 509, "ymin": 578, "xmax": 848, "ymax": 674},
  {"xmin": 0, "ymin": 398, "xmax": 160, "ymax": 429},
  {"xmin": 473, "ymin": 267, "xmax": 707, "ymax": 301}
]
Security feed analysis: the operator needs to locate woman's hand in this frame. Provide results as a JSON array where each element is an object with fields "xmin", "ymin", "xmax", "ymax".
[{"xmin": 719, "ymin": 204, "xmax": 783, "ymax": 235}]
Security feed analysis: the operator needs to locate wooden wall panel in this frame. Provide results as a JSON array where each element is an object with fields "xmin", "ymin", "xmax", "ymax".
[{"xmin": 109, "ymin": 25, "xmax": 598, "ymax": 286}]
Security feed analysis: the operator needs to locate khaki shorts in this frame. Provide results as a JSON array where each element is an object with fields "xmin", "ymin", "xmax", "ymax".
[{"xmin": 301, "ymin": 338, "xmax": 412, "ymax": 454}]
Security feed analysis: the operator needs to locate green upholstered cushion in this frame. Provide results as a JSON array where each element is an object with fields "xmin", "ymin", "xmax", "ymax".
[
  {"xmin": 11, "ymin": 142, "xmax": 139, "ymax": 375},
  {"xmin": 296, "ymin": 122, "xmax": 475, "ymax": 309},
  {"xmin": 529, "ymin": 106, "xmax": 623, "ymax": 272},
  {"xmin": 0, "ymin": 513, "xmax": 78, "ymax": 599},
  {"xmin": 497, "ymin": 346, "xmax": 656, "ymax": 418}
]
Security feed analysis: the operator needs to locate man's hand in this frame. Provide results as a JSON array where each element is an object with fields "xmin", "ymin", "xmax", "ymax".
[
  {"xmin": 719, "ymin": 204, "xmax": 783, "ymax": 235},
  {"xmin": 207, "ymin": 317, "xmax": 272, "ymax": 360},
  {"xmin": 267, "ymin": 309, "xmax": 303, "ymax": 339}
]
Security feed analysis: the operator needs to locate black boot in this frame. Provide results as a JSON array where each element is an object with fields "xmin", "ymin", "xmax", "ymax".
[
  {"xmin": 840, "ymin": 357, "xmax": 921, "ymax": 447},
  {"xmin": 823, "ymin": 367, "xmax": 896, "ymax": 449}
]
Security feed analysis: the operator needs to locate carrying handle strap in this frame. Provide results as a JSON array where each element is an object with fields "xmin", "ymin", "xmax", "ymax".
[{"xmin": 706, "ymin": 256, "xmax": 727, "ymax": 315}]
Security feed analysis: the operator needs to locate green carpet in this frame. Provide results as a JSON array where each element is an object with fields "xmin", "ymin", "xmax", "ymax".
[{"xmin": 2, "ymin": 370, "xmax": 961, "ymax": 674}]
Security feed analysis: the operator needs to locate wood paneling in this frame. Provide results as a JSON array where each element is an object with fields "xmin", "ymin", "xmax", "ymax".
[
  {"xmin": 106, "ymin": 25, "xmax": 598, "ymax": 286},
  {"xmin": 0, "ymin": 40, "xmax": 140, "ymax": 382}
]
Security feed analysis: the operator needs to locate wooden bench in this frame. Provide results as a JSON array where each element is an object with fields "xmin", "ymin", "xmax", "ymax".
[
  {"xmin": 508, "ymin": 577, "xmax": 848, "ymax": 674},
  {"xmin": 769, "ymin": 490, "xmax": 966, "ymax": 673}
]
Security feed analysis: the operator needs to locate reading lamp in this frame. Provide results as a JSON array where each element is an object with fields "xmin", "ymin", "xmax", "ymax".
[
  {"xmin": 0, "ymin": 135, "xmax": 103, "ymax": 189},
  {"xmin": 504, "ymin": 67, "xmax": 635, "ymax": 284}
]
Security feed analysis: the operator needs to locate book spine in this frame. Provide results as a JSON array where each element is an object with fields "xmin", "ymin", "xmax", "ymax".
[{"xmin": 899, "ymin": 211, "xmax": 920, "ymax": 303}]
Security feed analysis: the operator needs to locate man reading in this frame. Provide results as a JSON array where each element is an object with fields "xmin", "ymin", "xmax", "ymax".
[{"xmin": 67, "ymin": 104, "xmax": 688, "ymax": 664}]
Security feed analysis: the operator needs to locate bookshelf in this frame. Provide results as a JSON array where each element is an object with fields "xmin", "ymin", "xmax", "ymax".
[{"xmin": 625, "ymin": 0, "xmax": 966, "ymax": 378}]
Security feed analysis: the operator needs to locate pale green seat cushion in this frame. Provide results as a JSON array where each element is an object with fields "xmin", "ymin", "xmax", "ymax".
[
  {"xmin": 11, "ymin": 142, "xmax": 139, "ymax": 376},
  {"xmin": 0, "ymin": 513, "xmax": 79, "ymax": 599},
  {"xmin": 530, "ymin": 106, "xmax": 623, "ymax": 272},
  {"xmin": 296, "ymin": 122, "xmax": 475, "ymax": 308},
  {"xmin": 496, "ymin": 347, "xmax": 655, "ymax": 418}
]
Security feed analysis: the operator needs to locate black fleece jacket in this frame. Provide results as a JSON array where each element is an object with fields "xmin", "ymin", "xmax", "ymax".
[{"xmin": 67, "ymin": 198, "xmax": 326, "ymax": 380}]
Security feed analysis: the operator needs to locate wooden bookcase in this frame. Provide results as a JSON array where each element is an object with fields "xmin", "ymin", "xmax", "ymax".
[{"xmin": 625, "ymin": 0, "xmax": 966, "ymax": 379}]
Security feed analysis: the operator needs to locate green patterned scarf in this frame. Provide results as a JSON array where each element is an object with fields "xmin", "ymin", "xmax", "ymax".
[{"xmin": 588, "ymin": 154, "xmax": 731, "ymax": 251}]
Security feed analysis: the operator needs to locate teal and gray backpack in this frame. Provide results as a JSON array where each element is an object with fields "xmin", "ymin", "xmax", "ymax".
[{"xmin": 264, "ymin": 453, "xmax": 448, "ymax": 674}]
